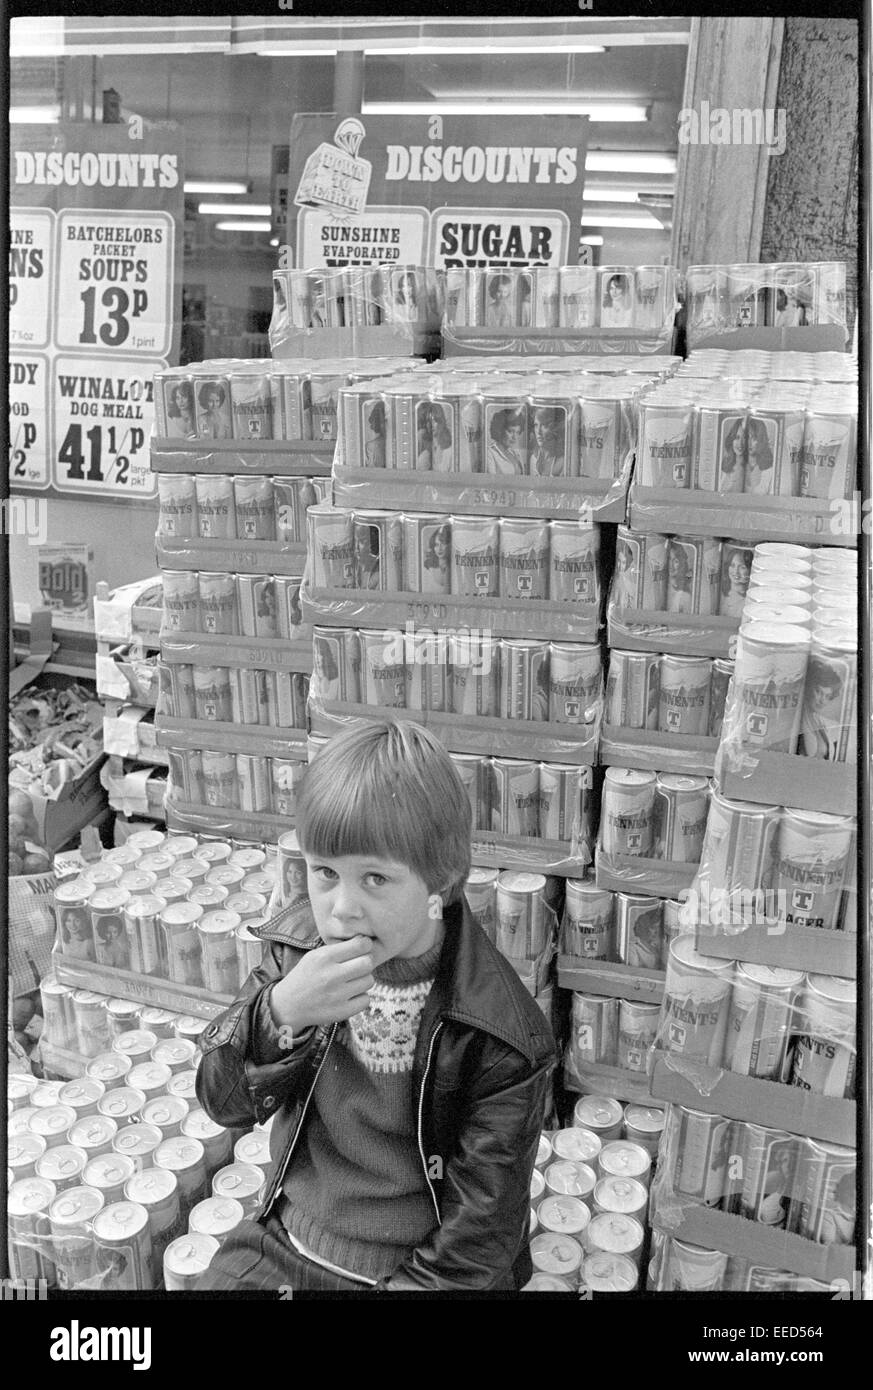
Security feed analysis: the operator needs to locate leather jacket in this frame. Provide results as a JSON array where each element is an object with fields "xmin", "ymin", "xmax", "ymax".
[{"xmin": 196, "ymin": 895, "xmax": 558, "ymax": 1291}]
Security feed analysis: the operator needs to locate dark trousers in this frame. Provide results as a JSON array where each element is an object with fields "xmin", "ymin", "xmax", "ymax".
[{"xmin": 196, "ymin": 1209, "xmax": 374, "ymax": 1293}]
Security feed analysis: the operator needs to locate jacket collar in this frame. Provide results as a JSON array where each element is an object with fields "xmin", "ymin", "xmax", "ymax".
[{"xmin": 254, "ymin": 896, "xmax": 553, "ymax": 1067}]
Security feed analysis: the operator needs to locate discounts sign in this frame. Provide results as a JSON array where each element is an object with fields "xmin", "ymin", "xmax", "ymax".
[
  {"xmin": 289, "ymin": 114, "xmax": 588, "ymax": 271},
  {"xmin": 9, "ymin": 122, "xmax": 183, "ymax": 500}
]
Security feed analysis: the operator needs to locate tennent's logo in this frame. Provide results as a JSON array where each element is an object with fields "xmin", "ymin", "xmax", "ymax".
[{"xmin": 678, "ymin": 102, "xmax": 787, "ymax": 156}]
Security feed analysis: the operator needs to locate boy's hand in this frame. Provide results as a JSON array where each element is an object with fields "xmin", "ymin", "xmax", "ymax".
[{"xmin": 269, "ymin": 937, "xmax": 376, "ymax": 1033}]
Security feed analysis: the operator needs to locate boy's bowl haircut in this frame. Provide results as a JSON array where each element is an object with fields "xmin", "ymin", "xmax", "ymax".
[{"xmin": 296, "ymin": 721, "xmax": 473, "ymax": 905}]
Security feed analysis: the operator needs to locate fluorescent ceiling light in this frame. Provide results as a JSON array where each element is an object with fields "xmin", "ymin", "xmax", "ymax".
[
  {"xmin": 9, "ymin": 106, "xmax": 61, "ymax": 123},
  {"xmin": 249, "ymin": 48, "xmax": 338, "ymax": 57},
  {"xmin": 586, "ymin": 152, "xmax": 677, "ymax": 174},
  {"xmin": 581, "ymin": 213, "xmax": 665, "ymax": 228},
  {"xmin": 580, "ymin": 236, "xmax": 604, "ymax": 246},
  {"xmin": 198, "ymin": 203, "xmax": 272, "ymax": 217},
  {"xmin": 362, "ymin": 102, "xmax": 648, "ymax": 122},
  {"xmin": 185, "ymin": 180, "xmax": 250, "ymax": 195},
  {"xmin": 583, "ymin": 187, "xmax": 641, "ymax": 204},
  {"xmin": 364, "ymin": 44, "xmax": 606, "ymax": 55},
  {"xmin": 215, "ymin": 220, "xmax": 272, "ymax": 233}
]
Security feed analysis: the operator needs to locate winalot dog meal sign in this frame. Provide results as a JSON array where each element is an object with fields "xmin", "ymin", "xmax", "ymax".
[{"xmin": 289, "ymin": 113, "xmax": 589, "ymax": 271}]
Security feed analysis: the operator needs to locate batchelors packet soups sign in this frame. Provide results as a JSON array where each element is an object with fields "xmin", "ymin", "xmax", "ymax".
[
  {"xmin": 9, "ymin": 122, "xmax": 183, "ymax": 501},
  {"xmin": 289, "ymin": 113, "xmax": 589, "ymax": 270}
]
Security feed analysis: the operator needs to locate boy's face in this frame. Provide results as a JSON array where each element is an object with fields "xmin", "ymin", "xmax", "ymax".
[{"xmin": 305, "ymin": 853, "xmax": 441, "ymax": 964}]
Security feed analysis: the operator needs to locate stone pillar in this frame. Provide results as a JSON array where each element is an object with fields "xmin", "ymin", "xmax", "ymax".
[{"xmin": 760, "ymin": 18, "xmax": 859, "ymax": 329}]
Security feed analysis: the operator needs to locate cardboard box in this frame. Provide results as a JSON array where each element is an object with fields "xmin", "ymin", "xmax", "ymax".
[
  {"xmin": 442, "ymin": 324, "xmax": 678, "ymax": 357},
  {"xmin": 301, "ymin": 584, "xmax": 600, "ymax": 645},
  {"xmin": 271, "ymin": 324, "xmax": 436, "ymax": 361},
  {"xmin": 607, "ymin": 603, "xmax": 738, "ymax": 659},
  {"xmin": 595, "ymin": 843, "xmax": 697, "ymax": 900},
  {"xmin": 25, "ymin": 753, "xmax": 108, "ymax": 854},
  {"xmin": 156, "ymin": 537, "xmax": 307, "ymax": 577},
  {"xmin": 469, "ymin": 834, "xmax": 591, "ymax": 879},
  {"xmin": 649, "ymin": 1051, "xmax": 854, "ymax": 1146},
  {"xmin": 695, "ymin": 923, "xmax": 856, "ymax": 980},
  {"xmin": 687, "ymin": 324, "xmax": 848, "ymax": 353},
  {"xmin": 164, "ymin": 797, "xmax": 296, "ymax": 846},
  {"xmin": 332, "ymin": 466, "xmax": 629, "ymax": 523},
  {"xmin": 628, "ymin": 483, "xmax": 856, "ymax": 548},
  {"xmin": 52, "ymin": 945, "xmax": 231, "ymax": 1020},
  {"xmin": 155, "ymin": 717, "xmax": 307, "ymax": 760},
  {"xmin": 601, "ymin": 724, "xmax": 717, "ymax": 776},
  {"xmin": 38, "ymin": 1041, "xmax": 89, "ymax": 1081},
  {"xmin": 150, "ymin": 438, "xmax": 334, "ymax": 476},
  {"xmin": 651, "ymin": 1204, "xmax": 855, "ymax": 1284},
  {"xmin": 563, "ymin": 1055, "xmax": 658, "ymax": 1107},
  {"xmin": 558, "ymin": 956, "xmax": 665, "ymax": 1002},
  {"xmin": 714, "ymin": 744, "xmax": 856, "ymax": 817},
  {"xmin": 103, "ymin": 706, "xmax": 167, "ymax": 766},
  {"xmin": 94, "ymin": 577, "xmax": 164, "ymax": 645},
  {"xmin": 309, "ymin": 700, "xmax": 599, "ymax": 766},
  {"xmin": 159, "ymin": 631, "xmax": 313, "ymax": 675},
  {"xmin": 96, "ymin": 645, "xmax": 161, "ymax": 707}
]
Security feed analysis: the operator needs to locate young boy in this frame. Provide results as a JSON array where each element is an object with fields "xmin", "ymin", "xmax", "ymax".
[{"xmin": 196, "ymin": 721, "xmax": 556, "ymax": 1292}]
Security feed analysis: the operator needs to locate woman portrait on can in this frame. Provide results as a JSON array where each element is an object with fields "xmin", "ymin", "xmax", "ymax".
[
  {"xmin": 629, "ymin": 905, "xmax": 662, "ymax": 970},
  {"xmin": 719, "ymin": 546, "xmax": 753, "ymax": 618},
  {"xmin": 166, "ymin": 382, "xmax": 197, "ymax": 439},
  {"xmin": 601, "ymin": 272, "xmax": 633, "ymax": 328},
  {"xmin": 758, "ymin": 1140, "xmax": 796, "ymax": 1227},
  {"xmin": 798, "ymin": 658, "xmax": 845, "ymax": 760},
  {"xmin": 485, "ymin": 273, "xmax": 515, "ymax": 328},
  {"xmin": 488, "ymin": 407, "xmax": 526, "ymax": 475},
  {"xmin": 719, "ymin": 418, "xmax": 746, "ymax": 493},
  {"xmin": 819, "ymin": 1170, "xmax": 856, "ymax": 1245},
  {"xmin": 422, "ymin": 523, "xmax": 451, "ymax": 594},
  {"xmin": 197, "ymin": 383, "xmax": 231, "ymax": 440},
  {"xmin": 313, "ymin": 637, "xmax": 341, "ymax": 702},
  {"xmin": 61, "ymin": 908, "xmax": 96, "ymax": 961},
  {"xmin": 364, "ymin": 399, "xmax": 387, "ymax": 469},
  {"xmin": 416, "ymin": 401, "xmax": 453, "ymax": 472},
  {"xmin": 388, "ymin": 269, "xmax": 419, "ymax": 322},
  {"xmin": 744, "ymin": 417, "xmax": 775, "ymax": 495},
  {"xmin": 612, "ymin": 538, "xmax": 638, "ymax": 610},
  {"xmin": 255, "ymin": 580, "xmax": 279, "ymax": 637},
  {"xmin": 528, "ymin": 406, "xmax": 566, "ymax": 478},
  {"xmin": 353, "ymin": 524, "xmax": 382, "ymax": 590},
  {"xmin": 666, "ymin": 541, "xmax": 695, "ymax": 614},
  {"xmin": 773, "ymin": 286, "xmax": 808, "ymax": 328},
  {"xmin": 95, "ymin": 916, "xmax": 130, "ymax": 970}
]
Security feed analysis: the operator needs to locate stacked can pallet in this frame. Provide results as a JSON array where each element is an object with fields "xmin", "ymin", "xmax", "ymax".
[
  {"xmin": 440, "ymin": 264, "xmax": 680, "ymax": 358},
  {"xmin": 636, "ymin": 449, "xmax": 858, "ymax": 1286},
  {"xmin": 48, "ymin": 829, "xmax": 279, "ymax": 1030},
  {"xmin": 9, "ymin": 1023, "xmax": 274, "ymax": 1291},
  {"xmin": 524, "ymin": 1104, "xmax": 667, "ymax": 1292},
  {"xmin": 151, "ymin": 359, "xmax": 366, "ymax": 841},
  {"xmin": 300, "ymin": 356, "xmax": 673, "ymax": 1016}
]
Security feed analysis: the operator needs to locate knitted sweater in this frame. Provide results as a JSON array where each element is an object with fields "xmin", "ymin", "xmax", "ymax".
[{"xmin": 280, "ymin": 939, "xmax": 442, "ymax": 1281}]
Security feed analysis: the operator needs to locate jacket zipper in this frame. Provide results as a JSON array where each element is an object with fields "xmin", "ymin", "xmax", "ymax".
[
  {"xmin": 417, "ymin": 1021, "xmax": 443, "ymax": 1226},
  {"xmin": 265, "ymin": 1022, "xmax": 338, "ymax": 1209}
]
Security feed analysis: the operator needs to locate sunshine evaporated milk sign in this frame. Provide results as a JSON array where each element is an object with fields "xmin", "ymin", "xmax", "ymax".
[{"xmin": 290, "ymin": 114, "xmax": 589, "ymax": 270}]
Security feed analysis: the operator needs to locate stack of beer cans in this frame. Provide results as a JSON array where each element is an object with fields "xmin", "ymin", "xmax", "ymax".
[
  {"xmin": 442, "ymin": 264, "xmax": 679, "ymax": 334},
  {"xmin": 9, "ymin": 1020, "xmax": 274, "ymax": 1291},
  {"xmin": 153, "ymin": 357, "xmax": 334, "ymax": 837},
  {"xmin": 49, "ymin": 831, "xmax": 277, "ymax": 1005},
  {"xmin": 684, "ymin": 262, "xmax": 848, "ymax": 344},
  {"xmin": 525, "ymin": 1102, "xmax": 667, "ymax": 1291}
]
